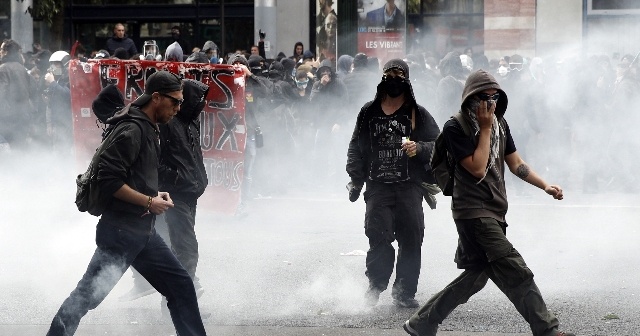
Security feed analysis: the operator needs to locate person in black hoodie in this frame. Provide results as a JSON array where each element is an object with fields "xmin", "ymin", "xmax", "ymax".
[
  {"xmin": 403, "ymin": 70, "xmax": 571, "ymax": 336},
  {"xmin": 156, "ymin": 79, "xmax": 209, "ymax": 298},
  {"xmin": 46, "ymin": 71, "xmax": 207, "ymax": 336},
  {"xmin": 346, "ymin": 59, "xmax": 439, "ymax": 309}
]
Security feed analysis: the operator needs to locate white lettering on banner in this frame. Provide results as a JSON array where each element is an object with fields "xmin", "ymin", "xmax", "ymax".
[
  {"xmin": 365, "ymin": 40, "xmax": 403, "ymax": 49},
  {"xmin": 203, "ymin": 157, "xmax": 242, "ymax": 191}
]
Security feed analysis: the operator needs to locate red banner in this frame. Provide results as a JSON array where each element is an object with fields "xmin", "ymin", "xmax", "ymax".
[{"xmin": 69, "ymin": 59, "xmax": 246, "ymax": 214}]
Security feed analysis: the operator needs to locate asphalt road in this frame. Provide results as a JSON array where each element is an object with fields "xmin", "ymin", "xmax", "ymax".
[{"xmin": 1, "ymin": 156, "xmax": 639, "ymax": 336}]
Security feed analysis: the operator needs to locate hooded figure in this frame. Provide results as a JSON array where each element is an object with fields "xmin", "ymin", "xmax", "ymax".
[
  {"xmin": 405, "ymin": 69, "xmax": 570, "ymax": 336},
  {"xmin": 164, "ymin": 42, "xmax": 184, "ymax": 62},
  {"xmin": 185, "ymin": 51, "xmax": 210, "ymax": 64},
  {"xmin": 346, "ymin": 59, "xmax": 439, "ymax": 309},
  {"xmin": 202, "ymin": 40, "xmax": 219, "ymax": 64},
  {"xmin": 91, "ymin": 84, "xmax": 125, "ymax": 138},
  {"xmin": 336, "ymin": 54, "xmax": 354, "ymax": 79},
  {"xmin": 435, "ymin": 51, "xmax": 467, "ymax": 126}
]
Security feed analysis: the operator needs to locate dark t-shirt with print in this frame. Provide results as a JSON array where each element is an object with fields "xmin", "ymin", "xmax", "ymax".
[{"xmin": 367, "ymin": 103, "xmax": 413, "ymax": 183}]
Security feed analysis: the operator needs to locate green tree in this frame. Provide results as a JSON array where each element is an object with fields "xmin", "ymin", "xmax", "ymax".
[{"xmin": 17, "ymin": 0, "xmax": 65, "ymax": 49}]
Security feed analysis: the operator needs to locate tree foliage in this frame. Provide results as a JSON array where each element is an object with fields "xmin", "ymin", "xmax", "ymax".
[{"xmin": 17, "ymin": 0, "xmax": 64, "ymax": 27}]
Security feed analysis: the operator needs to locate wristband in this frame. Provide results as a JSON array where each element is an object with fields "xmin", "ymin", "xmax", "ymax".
[{"xmin": 145, "ymin": 196, "xmax": 153, "ymax": 211}]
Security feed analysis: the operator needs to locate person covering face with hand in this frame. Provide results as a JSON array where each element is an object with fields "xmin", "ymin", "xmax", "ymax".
[{"xmin": 403, "ymin": 69, "xmax": 571, "ymax": 336}]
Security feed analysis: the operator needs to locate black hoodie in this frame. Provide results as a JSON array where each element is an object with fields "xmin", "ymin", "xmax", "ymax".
[
  {"xmin": 158, "ymin": 79, "xmax": 209, "ymax": 203},
  {"xmin": 98, "ymin": 104, "xmax": 160, "ymax": 234}
]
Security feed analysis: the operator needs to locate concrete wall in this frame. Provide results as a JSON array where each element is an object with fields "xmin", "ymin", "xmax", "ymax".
[
  {"xmin": 275, "ymin": 0, "xmax": 310, "ymax": 59},
  {"xmin": 536, "ymin": 0, "xmax": 583, "ymax": 58}
]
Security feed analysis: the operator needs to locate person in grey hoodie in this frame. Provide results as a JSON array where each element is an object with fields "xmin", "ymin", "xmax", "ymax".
[
  {"xmin": 165, "ymin": 41, "xmax": 184, "ymax": 62},
  {"xmin": 403, "ymin": 69, "xmax": 572, "ymax": 336}
]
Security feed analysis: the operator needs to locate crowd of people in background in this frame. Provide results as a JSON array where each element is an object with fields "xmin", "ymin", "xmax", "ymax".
[{"xmin": 1, "ymin": 22, "xmax": 639, "ymax": 196}]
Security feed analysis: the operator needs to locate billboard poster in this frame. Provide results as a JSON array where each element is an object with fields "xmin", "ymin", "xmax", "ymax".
[
  {"xmin": 316, "ymin": 0, "xmax": 338, "ymax": 67},
  {"xmin": 68, "ymin": 59, "xmax": 246, "ymax": 214},
  {"xmin": 357, "ymin": 0, "xmax": 407, "ymax": 68}
]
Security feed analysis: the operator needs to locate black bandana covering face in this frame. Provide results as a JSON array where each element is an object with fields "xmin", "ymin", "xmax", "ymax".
[{"xmin": 384, "ymin": 76, "xmax": 406, "ymax": 98}]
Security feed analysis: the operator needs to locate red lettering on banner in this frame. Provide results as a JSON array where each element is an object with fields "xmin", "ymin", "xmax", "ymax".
[{"xmin": 69, "ymin": 59, "xmax": 246, "ymax": 214}]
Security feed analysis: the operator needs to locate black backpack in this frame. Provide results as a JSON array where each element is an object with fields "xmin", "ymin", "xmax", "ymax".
[
  {"xmin": 75, "ymin": 119, "xmax": 145, "ymax": 216},
  {"xmin": 429, "ymin": 112, "xmax": 471, "ymax": 196}
]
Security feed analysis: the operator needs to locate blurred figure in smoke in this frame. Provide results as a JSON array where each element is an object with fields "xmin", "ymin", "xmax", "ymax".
[
  {"xmin": 43, "ymin": 50, "xmax": 73, "ymax": 153},
  {"xmin": 228, "ymin": 54, "xmax": 274, "ymax": 215},
  {"xmin": 310, "ymin": 60, "xmax": 349, "ymax": 186},
  {"xmin": 403, "ymin": 69, "xmax": 573, "ymax": 336},
  {"xmin": 605, "ymin": 54, "xmax": 640, "ymax": 193},
  {"xmin": 0, "ymin": 39, "xmax": 38, "ymax": 151},
  {"xmin": 46, "ymin": 71, "xmax": 207, "ymax": 336},
  {"xmin": 500, "ymin": 54, "xmax": 542, "ymax": 196},
  {"xmin": 346, "ymin": 59, "xmax": 439, "ymax": 308},
  {"xmin": 434, "ymin": 51, "xmax": 467, "ymax": 126}
]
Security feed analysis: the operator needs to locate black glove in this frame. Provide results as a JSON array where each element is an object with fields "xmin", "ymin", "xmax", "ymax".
[
  {"xmin": 346, "ymin": 181, "xmax": 362, "ymax": 202},
  {"xmin": 259, "ymin": 29, "xmax": 266, "ymax": 40}
]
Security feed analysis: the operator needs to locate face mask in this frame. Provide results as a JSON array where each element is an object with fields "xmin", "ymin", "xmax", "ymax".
[
  {"xmin": 49, "ymin": 64, "xmax": 62, "ymax": 77},
  {"xmin": 296, "ymin": 80, "xmax": 308, "ymax": 89},
  {"xmin": 384, "ymin": 76, "xmax": 406, "ymax": 98},
  {"xmin": 498, "ymin": 66, "xmax": 509, "ymax": 77},
  {"xmin": 171, "ymin": 33, "xmax": 180, "ymax": 40}
]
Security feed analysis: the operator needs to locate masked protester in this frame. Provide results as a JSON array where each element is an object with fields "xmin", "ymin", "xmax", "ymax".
[
  {"xmin": 43, "ymin": 50, "xmax": 73, "ymax": 152},
  {"xmin": 346, "ymin": 59, "xmax": 439, "ymax": 308},
  {"xmin": 403, "ymin": 69, "xmax": 572, "ymax": 336}
]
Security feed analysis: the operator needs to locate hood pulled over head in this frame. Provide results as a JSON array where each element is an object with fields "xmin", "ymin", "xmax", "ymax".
[
  {"xmin": 92, "ymin": 84, "xmax": 125, "ymax": 123},
  {"xmin": 460, "ymin": 69, "xmax": 508, "ymax": 119},
  {"xmin": 178, "ymin": 79, "xmax": 210, "ymax": 122}
]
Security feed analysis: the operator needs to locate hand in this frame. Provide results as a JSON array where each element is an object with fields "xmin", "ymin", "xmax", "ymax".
[
  {"xmin": 234, "ymin": 64, "xmax": 252, "ymax": 77},
  {"xmin": 149, "ymin": 192, "xmax": 175, "ymax": 215},
  {"xmin": 545, "ymin": 185, "xmax": 563, "ymax": 200},
  {"xmin": 476, "ymin": 100, "xmax": 495, "ymax": 130},
  {"xmin": 321, "ymin": 74, "xmax": 330, "ymax": 85},
  {"xmin": 401, "ymin": 140, "xmax": 418, "ymax": 157},
  {"xmin": 44, "ymin": 72, "xmax": 55, "ymax": 84},
  {"xmin": 259, "ymin": 29, "xmax": 266, "ymax": 40},
  {"xmin": 346, "ymin": 181, "xmax": 362, "ymax": 202}
]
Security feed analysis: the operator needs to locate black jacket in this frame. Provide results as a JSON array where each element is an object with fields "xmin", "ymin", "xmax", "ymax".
[
  {"xmin": 347, "ymin": 101, "xmax": 439, "ymax": 187},
  {"xmin": 158, "ymin": 79, "xmax": 209, "ymax": 203},
  {"xmin": 105, "ymin": 34, "xmax": 138, "ymax": 59},
  {"xmin": 98, "ymin": 104, "xmax": 160, "ymax": 234}
]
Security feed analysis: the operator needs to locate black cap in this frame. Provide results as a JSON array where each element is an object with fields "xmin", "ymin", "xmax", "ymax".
[{"xmin": 132, "ymin": 71, "xmax": 183, "ymax": 106}]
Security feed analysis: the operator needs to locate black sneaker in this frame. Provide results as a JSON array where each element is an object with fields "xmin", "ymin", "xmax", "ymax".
[
  {"xmin": 403, "ymin": 320, "xmax": 419, "ymax": 336},
  {"xmin": 403, "ymin": 319, "xmax": 438, "ymax": 336},
  {"xmin": 364, "ymin": 287, "xmax": 381, "ymax": 307},
  {"xmin": 394, "ymin": 297, "xmax": 419, "ymax": 308}
]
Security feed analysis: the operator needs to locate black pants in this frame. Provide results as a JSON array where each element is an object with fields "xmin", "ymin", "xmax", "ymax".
[
  {"xmin": 363, "ymin": 182, "xmax": 425, "ymax": 299},
  {"xmin": 46, "ymin": 220, "xmax": 206, "ymax": 336},
  {"xmin": 408, "ymin": 217, "xmax": 559, "ymax": 336}
]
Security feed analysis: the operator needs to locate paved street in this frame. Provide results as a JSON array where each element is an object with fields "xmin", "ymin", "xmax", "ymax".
[{"xmin": 1, "ymin": 156, "xmax": 639, "ymax": 336}]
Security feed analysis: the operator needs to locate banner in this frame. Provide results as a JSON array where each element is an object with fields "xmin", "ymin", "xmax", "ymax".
[
  {"xmin": 69, "ymin": 59, "xmax": 246, "ymax": 214},
  {"xmin": 357, "ymin": 0, "xmax": 407, "ymax": 68}
]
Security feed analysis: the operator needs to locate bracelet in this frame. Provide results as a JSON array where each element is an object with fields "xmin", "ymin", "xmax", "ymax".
[{"xmin": 145, "ymin": 196, "xmax": 153, "ymax": 211}]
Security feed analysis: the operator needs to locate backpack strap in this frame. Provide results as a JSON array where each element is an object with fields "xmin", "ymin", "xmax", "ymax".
[{"xmin": 452, "ymin": 112, "xmax": 471, "ymax": 137}]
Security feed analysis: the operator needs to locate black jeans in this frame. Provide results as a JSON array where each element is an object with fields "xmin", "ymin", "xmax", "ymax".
[
  {"xmin": 46, "ymin": 220, "xmax": 206, "ymax": 336},
  {"xmin": 363, "ymin": 182, "xmax": 425, "ymax": 299},
  {"xmin": 159, "ymin": 199, "xmax": 199, "ymax": 279},
  {"xmin": 408, "ymin": 217, "xmax": 559, "ymax": 336}
]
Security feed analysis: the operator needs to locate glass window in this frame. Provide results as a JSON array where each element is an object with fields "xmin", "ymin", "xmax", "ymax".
[
  {"xmin": 592, "ymin": 0, "xmax": 640, "ymax": 10},
  {"xmin": 417, "ymin": 14, "xmax": 483, "ymax": 58}
]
